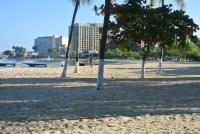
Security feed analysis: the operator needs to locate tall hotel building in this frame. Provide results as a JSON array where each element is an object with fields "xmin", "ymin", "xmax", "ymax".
[
  {"xmin": 69, "ymin": 23, "xmax": 103, "ymax": 53},
  {"xmin": 34, "ymin": 35, "xmax": 68, "ymax": 57}
]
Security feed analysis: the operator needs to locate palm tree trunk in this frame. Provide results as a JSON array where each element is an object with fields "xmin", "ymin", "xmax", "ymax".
[
  {"xmin": 157, "ymin": 0, "xmax": 165, "ymax": 74},
  {"xmin": 96, "ymin": 0, "xmax": 111, "ymax": 90},
  {"xmin": 157, "ymin": 48, "xmax": 164, "ymax": 73},
  {"xmin": 141, "ymin": 44, "xmax": 150, "ymax": 79},
  {"xmin": 74, "ymin": 43, "xmax": 79, "ymax": 73},
  {"xmin": 61, "ymin": 0, "xmax": 79, "ymax": 78},
  {"xmin": 162, "ymin": 0, "xmax": 164, "ymax": 5},
  {"xmin": 141, "ymin": 46, "xmax": 149, "ymax": 79},
  {"xmin": 141, "ymin": 59, "xmax": 146, "ymax": 79}
]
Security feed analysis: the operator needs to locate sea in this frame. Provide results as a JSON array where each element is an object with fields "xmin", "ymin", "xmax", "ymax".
[
  {"xmin": 0, "ymin": 58, "xmax": 140, "ymax": 69},
  {"xmin": 0, "ymin": 59, "xmax": 80, "ymax": 69}
]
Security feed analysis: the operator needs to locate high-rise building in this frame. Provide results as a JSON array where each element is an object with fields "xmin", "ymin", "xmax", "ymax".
[
  {"xmin": 56, "ymin": 36, "xmax": 68, "ymax": 48},
  {"xmin": 69, "ymin": 23, "xmax": 103, "ymax": 53},
  {"xmin": 34, "ymin": 35, "xmax": 68, "ymax": 57}
]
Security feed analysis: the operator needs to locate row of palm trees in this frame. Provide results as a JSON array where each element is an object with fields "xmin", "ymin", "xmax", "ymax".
[{"xmin": 61, "ymin": 0, "xmax": 185, "ymax": 90}]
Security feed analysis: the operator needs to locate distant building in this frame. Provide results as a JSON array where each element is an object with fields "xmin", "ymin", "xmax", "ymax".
[
  {"xmin": 25, "ymin": 51, "xmax": 39, "ymax": 58},
  {"xmin": 70, "ymin": 23, "xmax": 103, "ymax": 53},
  {"xmin": 34, "ymin": 35, "xmax": 68, "ymax": 57},
  {"xmin": 56, "ymin": 36, "xmax": 68, "ymax": 48},
  {"xmin": 0, "ymin": 52, "xmax": 9, "ymax": 59}
]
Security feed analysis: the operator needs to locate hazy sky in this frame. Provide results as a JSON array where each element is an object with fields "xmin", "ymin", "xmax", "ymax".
[{"xmin": 0, "ymin": 0, "xmax": 199, "ymax": 52}]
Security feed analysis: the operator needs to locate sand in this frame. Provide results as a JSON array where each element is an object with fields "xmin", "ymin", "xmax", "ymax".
[{"xmin": 0, "ymin": 61, "xmax": 200, "ymax": 133}]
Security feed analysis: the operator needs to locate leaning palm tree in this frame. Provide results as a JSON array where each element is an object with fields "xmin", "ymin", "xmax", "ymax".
[
  {"xmin": 96, "ymin": 0, "xmax": 112, "ymax": 90},
  {"xmin": 61, "ymin": 0, "xmax": 92, "ymax": 78},
  {"xmin": 150, "ymin": 0, "xmax": 185, "ymax": 74}
]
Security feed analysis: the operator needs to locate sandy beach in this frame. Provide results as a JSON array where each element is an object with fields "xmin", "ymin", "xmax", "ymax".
[{"xmin": 0, "ymin": 61, "xmax": 200, "ymax": 133}]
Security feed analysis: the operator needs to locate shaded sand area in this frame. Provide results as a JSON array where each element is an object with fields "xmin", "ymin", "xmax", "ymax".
[{"xmin": 0, "ymin": 62, "xmax": 200, "ymax": 133}]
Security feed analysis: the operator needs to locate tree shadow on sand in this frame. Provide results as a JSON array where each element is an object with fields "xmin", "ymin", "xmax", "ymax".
[
  {"xmin": 0, "ymin": 67, "xmax": 200, "ymax": 122},
  {"xmin": 109, "ymin": 66, "xmax": 200, "ymax": 75}
]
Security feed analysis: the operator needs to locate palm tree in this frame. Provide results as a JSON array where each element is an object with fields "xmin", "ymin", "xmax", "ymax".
[
  {"xmin": 96, "ymin": 0, "xmax": 112, "ymax": 90},
  {"xmin": 74, "ymin": 38, "xmax": 79, "ymax": 73},
  {"xmin": 61, "ymin": 0, "xmax": 92, "ymax": 78},
  {"xmin": 150, "ymin": 0, "xmax": 185, "ymax": 74}
]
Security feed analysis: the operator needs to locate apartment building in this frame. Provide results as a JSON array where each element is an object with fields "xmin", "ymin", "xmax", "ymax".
[{"xmin": 69, "ymin": 23, "xmax": 103, "ymax": 53}]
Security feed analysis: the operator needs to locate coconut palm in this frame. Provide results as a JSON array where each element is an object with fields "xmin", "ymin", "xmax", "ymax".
[
  {"xmin": 61, "ymin": 0, "xmax": 92, "ymax": 78},
  {"xmin": 96, "ymin": 0, "xmax": 112, "ymax": 90},
  {"xmin": 150, "ymin": 0, "xmax": 185, "ymax": 74}
]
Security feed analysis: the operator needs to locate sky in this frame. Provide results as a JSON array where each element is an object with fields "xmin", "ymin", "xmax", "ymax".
[{"xmin": 0, "ymin": 0, "xmax": 199, "ymax": 52}]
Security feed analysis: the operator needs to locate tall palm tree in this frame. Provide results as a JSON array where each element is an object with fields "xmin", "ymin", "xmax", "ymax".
[
  {"xmin": 150, "ymin": 0, "xmax": 185, "ymax": 74},
  {"xmin": 61, "ymin": 0, "xmax": 92, "ymax": 78},
  {"xmin": 96, "ymin": 0, "xmax": 112, "ymax": 90}
]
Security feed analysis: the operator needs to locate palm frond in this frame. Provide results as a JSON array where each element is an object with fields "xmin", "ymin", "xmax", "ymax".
[{"xmin": 150, "ymin": 0, "xmax": 156, "ymax": 6}]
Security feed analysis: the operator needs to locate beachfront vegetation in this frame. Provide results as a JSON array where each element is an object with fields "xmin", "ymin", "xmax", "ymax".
[
  {"xmin": 48, "ymin": 48, "xmax": 67, "ymax": 58},
  {"xmin": 104, "ymin": 41, "xmax": 200, "ymax": 61},
  {"xmin": 3, "ymin": 50, "xmax": 14, "ymax": 58},
  {"xmin": 165, "ymin": 42, "xmax": 200, "ymax": 61},
  {"xmin": 12, "ymin": 46, "xmax": 26, "ymax": 58},
  {"xmin": 93, "ymin": 0, "xmax": 199, "ymax": 88},
  {"xmin": 105, "ymin": 49, "xmax": 140, "ymax": 59},
  {"xmin": 107, "ymin": 0, "xmax": 198, "ymax": 78}
]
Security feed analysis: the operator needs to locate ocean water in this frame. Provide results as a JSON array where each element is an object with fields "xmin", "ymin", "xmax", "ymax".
[
  {"xmin": 0, "ymin": 59, "xmax": 77, "ymax": 69},
  {"xmin": 0, "ymin": 59, "xmax": 140, "ymax": 69}
]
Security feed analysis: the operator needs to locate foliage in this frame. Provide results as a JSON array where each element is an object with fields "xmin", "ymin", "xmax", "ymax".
[
  {"xmin": 48, "ymin": 48, "xmax": 59, "ymax": 58},
  {"xmin": 69, "ymin": 52, "xmax": 76, "ymax": 59},
  {"xmin": 105, "ymin": 49, "xmax": 140, "ymax": 59},
  {"xmin": 191, "ymin": 37, "xmax": 200, "ymax": 48},
  {"xmin": 166, "ymin": 42, "xmax": 200, "ymax": 61},
  {"xmin": 187, "ymin": 43, "xmax": 200, "ymax": 60},
  {"xmin": 32, "ymin": 46, "xmax": 38, "ymax": 52},
  {"xmin": 81, "ymin": 50, "xmax": 90, "ymax": 58},
  {"xmin": 3, "ymin": 50, "xmax": 14, "ymax": 58},
  {"xmin": 12, "ymin": 46, "xmax": 26, "ymax": 58},
  {"xmin": 48, "ymin": 48, "xmax": 67, "ymax": 58},
  {"xmin": 108, "ymin": 1, "xmax": 198, "ymax": 61}
]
